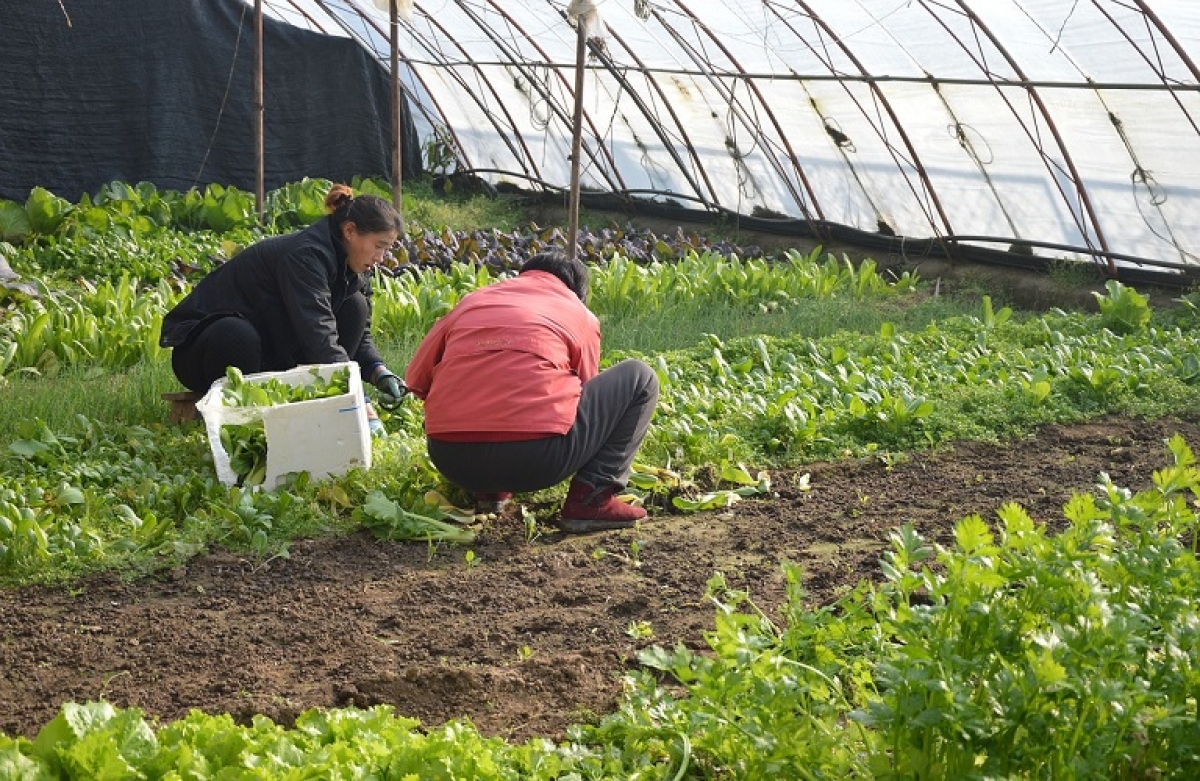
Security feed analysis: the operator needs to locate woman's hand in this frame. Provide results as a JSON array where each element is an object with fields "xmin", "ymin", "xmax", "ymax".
[{"xmin": 373, "ymin": 371, "xmax": 408, "ymax": 410}]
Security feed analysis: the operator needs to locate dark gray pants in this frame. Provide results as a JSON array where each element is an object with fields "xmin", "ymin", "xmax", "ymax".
[{"xmin": 427, "ymin": 359, "xmax": 659, "ymax": 494}]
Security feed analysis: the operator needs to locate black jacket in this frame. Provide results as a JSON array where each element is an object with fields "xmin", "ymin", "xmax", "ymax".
[{"xmin": 159, "ymin": 217, "xmax": 384, "ymax": 377}]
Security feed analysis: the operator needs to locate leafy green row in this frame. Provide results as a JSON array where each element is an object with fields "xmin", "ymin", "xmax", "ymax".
[
  {"xmin": 0, "ymin": 414, "xmax": 382, "ymax": 579},
  {"xmin": 588, "ymin": 248, "xmax": 917, "ymax": 315},
  {"xmin": 5, "ymin": 438, "xmax": 1198, "ymax": 777},
  {"xmin": 0, "ymin": 178, "xmax": 389, "ymax": 244},
  {"xmin": 0, "ymin": 276, "xmax": 172, "ymax": 378},
  {"xmin": 0, "ymin": 178, "xmax": 402, "ymax": 287},
  {"xmin": 639, "ymin": 286, "xmax": 1200, "ymax": 468},
  {"xmin": 2, "ymin": 176, "xmax": 782, "ymax": 286},
  {"xmin": 1, "ymin": 229, "xmax": 240, "ymax": 285},
  {"xmin": 1, "ymin": 249, "xmax": 919, "ymax": 379},
  {"xmin": 1, "ymin": 419, "xmax": 225, "ymax": 578},
  {"xmin": 593, "ymin": 434, "xmax": 1200, "ymax": 778}
]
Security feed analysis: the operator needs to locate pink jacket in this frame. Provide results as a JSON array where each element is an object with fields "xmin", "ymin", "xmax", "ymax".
[{"xmin": 404, "ymin": 271, "xmax": 601, "ymax": 440}]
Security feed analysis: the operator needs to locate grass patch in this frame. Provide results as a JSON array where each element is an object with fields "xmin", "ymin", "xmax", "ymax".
[
  {"xmin": 400, "ymin": 180, "xmax": 525, "ymax": 232},
  {"xmin": 0, "ymin": 360, "xmax": 179, "ymax": 448},
  {"xmin": 597, "ymin": 293, "xmax": 980, "ymax": 352}
]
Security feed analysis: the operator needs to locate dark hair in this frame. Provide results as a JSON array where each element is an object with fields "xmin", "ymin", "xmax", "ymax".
[
  {"xmin": 521, "ymin": 249, "xmax": 589, "ymax": 302},
  {"xmin": 325, "ymin": 183, "xmax": 403, "ymax": 234}
]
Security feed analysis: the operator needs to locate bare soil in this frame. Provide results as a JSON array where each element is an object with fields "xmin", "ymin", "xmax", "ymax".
[{"xmin": 2, "ymin": 415, "xmax": 1198, "ymax": 742}]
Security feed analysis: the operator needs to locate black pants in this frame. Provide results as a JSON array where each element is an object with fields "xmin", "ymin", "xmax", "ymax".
[
  {"xmin": 171, "ymin": 293, "xmax": 369, "ymax": 393},
  {"xmin": 427, "ymin": 359, "xmax": 659, "ymax": 494}
]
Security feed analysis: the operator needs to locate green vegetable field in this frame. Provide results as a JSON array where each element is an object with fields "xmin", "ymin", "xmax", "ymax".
[{"xmin": 2, "ymin": 179, "xmax": 1199, "ymax": 778}]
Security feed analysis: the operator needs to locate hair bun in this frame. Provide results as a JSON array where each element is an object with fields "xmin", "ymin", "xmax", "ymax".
[{"xmin": 325, "ymin": 183, "xmax": 355, "ymax": 212}]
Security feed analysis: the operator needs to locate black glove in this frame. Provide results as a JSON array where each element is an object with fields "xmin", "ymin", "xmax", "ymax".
[{"xmin": 373, "ymin": 371, "xmax": 408, "ymax": 411}]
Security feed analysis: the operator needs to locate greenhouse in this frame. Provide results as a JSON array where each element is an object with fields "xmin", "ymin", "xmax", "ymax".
[
  {"xmin": 3, "ymin": 2, "xmax": 1200, "ymax": 778},
  {"xmin": 299, "ymin": 0, "xmax": 1200, "ymax": 283}
]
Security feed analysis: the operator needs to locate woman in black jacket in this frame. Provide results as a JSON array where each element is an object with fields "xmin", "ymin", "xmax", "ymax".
[{"xmin": 159, "ymin": 184, "xmax": 407, "ymax": 410}]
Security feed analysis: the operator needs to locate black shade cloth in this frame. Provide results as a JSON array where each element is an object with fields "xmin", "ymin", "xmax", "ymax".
[{"xmin": 0, "ymin": 0, "xmax": 421, "ymax": 202}]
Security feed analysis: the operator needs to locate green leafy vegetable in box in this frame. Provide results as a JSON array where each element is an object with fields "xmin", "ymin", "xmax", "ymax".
[
  {"xmin": 219, "ymin": 421, "xmax": 269, "ymax": 487},
  {"xmin": 218, "ymin": 366, "xmax": 353, "ymax": 485},
  {"xmin": 220, "ymin": 365, "xmax": 351, "ymax": 407}
]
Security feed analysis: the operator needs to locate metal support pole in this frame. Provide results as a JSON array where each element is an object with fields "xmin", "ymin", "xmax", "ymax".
[
  {"xmin": 566, "ymin": 21, "xmax": 586, "ymax": 261},
  {"xmin": 254, "ymin": 0, "xmax": 265, "ymax": 223},
  {"xmin": 390, "ymin": 0, "xmax": 404, "ymax": 227}
]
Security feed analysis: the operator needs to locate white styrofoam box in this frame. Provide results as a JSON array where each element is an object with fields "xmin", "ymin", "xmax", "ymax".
[{"xmin": 195, "ymin": 362, "xmax": 371, "ymax": 489}]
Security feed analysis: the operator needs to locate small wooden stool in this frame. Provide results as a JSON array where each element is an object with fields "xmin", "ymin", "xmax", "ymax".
[{"xmin": 162, "ymin": 391, "xmax": 203, "ymax": 424}]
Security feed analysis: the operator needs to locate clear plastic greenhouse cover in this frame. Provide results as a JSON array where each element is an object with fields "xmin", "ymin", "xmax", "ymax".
[{"xmin": 257, "ymin": 0, "xmax": 1200, "ymax": 274}]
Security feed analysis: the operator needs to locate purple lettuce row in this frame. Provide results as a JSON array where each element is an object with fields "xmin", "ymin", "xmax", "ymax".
[
  {"xmin": 383, "ymin": 224, "xmax": 765, "ymax": 274},
  {"xmin": 161, "ymin": 223, "xmax": 766, "ymax": 286}
]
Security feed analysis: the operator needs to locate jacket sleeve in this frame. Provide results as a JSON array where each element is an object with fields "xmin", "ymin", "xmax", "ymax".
[{"xmin": 350, "ymin": 276, "xmax": 385, "ymax": 381}]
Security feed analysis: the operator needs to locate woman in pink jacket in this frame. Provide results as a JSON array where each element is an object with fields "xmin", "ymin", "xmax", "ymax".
[{"xmin": 404, "ymin": 250, "xmax": 658, "ymax": 533}]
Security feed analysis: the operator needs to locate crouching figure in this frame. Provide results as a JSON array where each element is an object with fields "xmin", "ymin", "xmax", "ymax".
[{"xmin": 404, "ymin": 250, "xmax": 658, "ymax": 533}]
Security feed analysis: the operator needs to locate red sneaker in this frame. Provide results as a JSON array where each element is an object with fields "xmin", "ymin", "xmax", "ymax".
[
  {"xmin": 559, "ymin": 480, "xmax": 646, "ymax": 533},
  {"xmin": 473, "ymin": 492, "xmax": 512, "ymax": 515}
]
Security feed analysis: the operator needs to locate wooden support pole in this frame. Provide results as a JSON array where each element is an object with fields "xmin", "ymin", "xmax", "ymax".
[
  {"xmin": 390, "ymin": 0, "xmax": 404, "ymax": 227},
  {"xmin": 566, "ymin": 21, "xmax": 586, "ymax": 261}
]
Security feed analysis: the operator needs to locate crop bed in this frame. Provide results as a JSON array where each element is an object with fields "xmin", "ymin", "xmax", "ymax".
[
  {"xmin": 2, "ymin": 414, "xmax": 1192, "ymax": 743},
  {"xmin": 4, "ymin": 180, "xmax": 1200, "ymax": 774}
]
